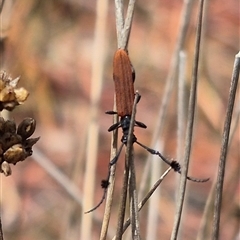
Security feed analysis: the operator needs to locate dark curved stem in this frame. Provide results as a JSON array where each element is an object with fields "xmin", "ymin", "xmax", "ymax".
[
  {"xmin": 0, "ymin": 215, "xmax": 3, "ymax": 240},
  {"xmin": 0, "ymin": 0, "xmax": 5, "ymax": 14}
]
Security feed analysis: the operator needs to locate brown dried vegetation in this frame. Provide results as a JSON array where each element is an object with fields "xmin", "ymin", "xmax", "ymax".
[{"xmin": 0, "ymin": 0, "xmax": 239, "ymax": 240}]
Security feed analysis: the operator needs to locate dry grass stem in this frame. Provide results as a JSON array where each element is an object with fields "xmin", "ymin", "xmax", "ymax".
[
  {"xmin": 197, "ymin": 100, "xmax": 240, "ymax": 240},
  {"xmin": 115, "ymin": 157, "xmax": 130, "ymax": 240},
  {"xmin": 177, "ymin": 51, "xmax": 187, "ymax": 163},
  {"xmin": 138, "ymin": 0, "xmax": 194, "ymax": 202},
  {"xmin": 114, "ymin": 0, "xmax": 124, "ymax": 48},
  {"xmin": 0, "ymin": 216, "xmax": 2, "ymax": 240},
  {"xmin": 100, "ymin": 98, "xmax": 118, "ymax": 240},
  {"xmin": 0, "ymin": 1, "xmax": 236, "ymax": 239},
  {"xmin": 171, "ymin": 0, "xmax": 205, "ymax": 239},
  {"xmin": 146, "ymin": 141, "xmax": 162, "ymax": 240},
  {"xmin": 81, "ymin": 1, "xmax": 108, "ymax": 239},
  {"xmin": 114, "ymin": 0, "xmax": 136, "ymax": 50},
  {"xmin": 129, "ymin": 149, "xmax": 141, "ymax": 240},
  {"xmin": 175, "ymin": 51, "xmax": 187, "ymax": 239},
  {"xmin": 121, "ymin": 0, "xmax": 136, "ymax": 50},
  {"xmin": 128, "ymin": 93, "xmax": 141, "ymax": 240},
  {"xmin": 115, "ymin": 92, "xmax": 140, "ymax": 240},
  {"xmin": 211, "ymin": 52, "xmax": 240, "ymax": 240}
]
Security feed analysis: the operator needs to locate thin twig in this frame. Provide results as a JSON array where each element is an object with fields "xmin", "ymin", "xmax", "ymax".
[
  {"xmin": 176, "ymin": 51, "xmax": 187, "ymax": 239},
  {"xmin": 211, "ymin": 52, "xmax": 240, "ymax": 240},
  {"xmin": 171, "ymin": 1, "xmax": 205, "ymax": 239},
  {"xmin": 128, "ymin": 92, "xmax": 141, "ymax": 240},
  {"xmin": 177, "ymin": 51, "xmax": 187, "ymax": 164},
  {"xmin": 146, "ymin": 141, "xmax": 162, "ymax": 240},
  {"xmin": 115, "ymin": 153, "xmax": 130, "ymax": 240},
  {"xmin": 129, "ymin": 150, "xmax": 141, "ymax": 240}
]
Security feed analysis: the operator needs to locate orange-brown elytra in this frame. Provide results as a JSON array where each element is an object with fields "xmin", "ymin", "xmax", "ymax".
[
  {"xmin": 84, "ymin": 50, "xmax": 209, "ymax": 214},
  {"xmin": 113, "ymin": 49, "xmax": 135, "ymax": 117}
]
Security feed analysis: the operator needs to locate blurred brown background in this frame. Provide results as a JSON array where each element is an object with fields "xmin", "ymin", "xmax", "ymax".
[{"xmin": 0, "ymin": 0, "xmax": 239, "ymax": 239}]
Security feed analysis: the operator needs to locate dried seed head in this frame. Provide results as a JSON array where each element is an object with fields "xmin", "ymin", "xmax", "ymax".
[
  {"xmin": 17, "ymin": 118, "xmax": 36, "ymax": 140},
  {"xmin": 23, "ymin": 137, "xmax": 40, "ymax": 156},
  {"xmin": 3, "ymin": 144, "xmax": 27, "ymax": 165},
  {"xmin": 14, "ymin": 88, "xmax": 29, "ymax": 103},
  {"xmin": 0, "ymin": 117, "xmax": 5, "ymax": 133},
  {"xmin": 0, "ymin": 144, "xmax": 3, "ymax": 155},
  {"xmin": 0, "ymin": 72, "xmax": 39, "ymax": 175},
  {"xmin": 0, "ymin": 71, "xmax": 29, "ymax": 111},
  {"xmin": 0, "ymin": 86, "xmax": 16, "ymax": 101},
  {"xmin": 0, "ymin": 117, "xmax": 39, "ymax": 175},
  {"xmin": 3, "ymin": 119, "xmax": 16, "ymax": 133},
  {"xmin": 1, "ymin": 132, "xmax": 22, "ymax": 151},
  {"xmin": 24, "ymin": 137, "xmax": 40, "ymax": 149},
  {"xmin": 1, "ymin": 161, "xmax": 12, "ymax": 176}
]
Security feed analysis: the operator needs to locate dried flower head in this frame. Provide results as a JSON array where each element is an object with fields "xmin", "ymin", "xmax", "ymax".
[
  {"xmin": 0, "ymin": 71, "xmax": 29, "ymax": 111},
  {"xmin": 0, "ymin": 117, "xmax": 39, "ymax": 176}
]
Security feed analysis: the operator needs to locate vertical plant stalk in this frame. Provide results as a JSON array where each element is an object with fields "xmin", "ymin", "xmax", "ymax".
[
  {"xmin": 80, "ymin": 0, "xmax": 108, "ymax": 239},
  {"xmin": 149, "ymin": 0, "xmax": 193, "ymax": 143},
  {"xmin": 196, "ymin": 107, "xmax": 240, "ymax": 240},
  {"xmin": 115, "ymin": 0, "xmax": 136, "ymax": 50},
  {"xmin": 0, "ymin": 216, "xmax": 2, "ymax": 240},
  {"xmin": 128, "ymin": 93, "xmax": 141, "ymax": 240},
  {"xmin": 115, "ymin": 0, "xmax": 124, "ymax": 48},
  {"xmin": 115, "ymin": 92, "xmax": 140, "ymax": 240},
  {"xmin": 113, "ymin": 1, "xmax": 137, "ymax": 239},
  {"xmin": 121, "ymin": 0, "xmax": 136, "ymax": 50},
  {"xmin": 100, "ymin": 97, "xmax": 118, "ymax": 240},
  {"xmin": 175, "ymin": 51, "xmax": 187, "ymax": 239},
  {"xmin": 129, "ymin": 148, "xmax": 141, "ymax": 240},
  {"xmin": 115, "ymin": 155, "xmax": 130, "ymax": 240},
  {"xmin": 128, "ymin": 93, "xmax": 142, "ymax": 240},
  {"xmin": 170, "ymin": 0, "xmax": 205, "ymax": 239},
  {"xmin": 138, "ymin": 0, "xmax": 194, "ymax": 202},
  {"xmin": 146, "ymin": 141, "xmax": 162, "ymax": 240},
  {"xmin": 177, "ymin": 51, "xmax": 187, "ymax": 164},
  {"xmin": 211, "ymin": 52, "xmax": 240, "ymax": 240}
]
